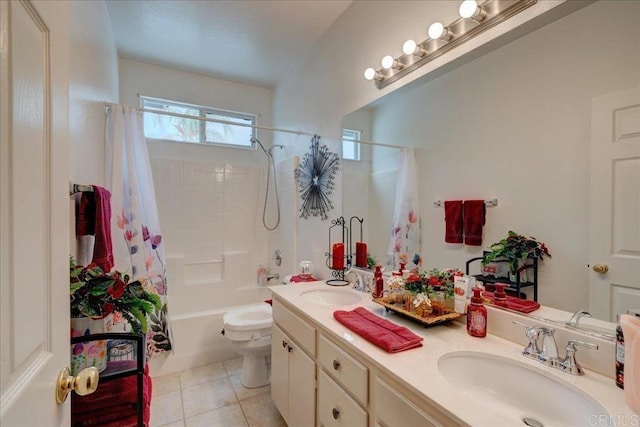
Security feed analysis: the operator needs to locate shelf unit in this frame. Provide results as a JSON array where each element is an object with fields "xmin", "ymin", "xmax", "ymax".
[
  {"xmin": 71, "ymin": 332, "xmax": 146, "ymax": 426},
  {"xmin": 465, "ymin": 252, "xmax": 538, "ymax": 301}
]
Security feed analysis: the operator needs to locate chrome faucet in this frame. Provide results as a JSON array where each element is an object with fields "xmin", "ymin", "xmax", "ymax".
[
  {"xmin": 514, "ymin": 321, "xmax": 598, "ymax": 375},
  {"xmin": 266, "ymin": 273, "xmax": 280, "ymax": 282},
  {"xmin": 514, "ymin": 321, "xmax": 557, "ymax": 362},
  {"xmin": 566, "ymin": 310, "xmax": 592, "ymax": 328}
]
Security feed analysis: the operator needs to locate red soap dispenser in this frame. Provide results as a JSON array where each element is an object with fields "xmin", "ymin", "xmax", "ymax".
[
  {"xmin": 467, "ymin": 287, "xmax": 487, "ymax": 338},
  {"xmin": 492, "ymin": 283, "xmax": 509, "ymax": 308},
  {"xmin": 374, "ymin": 265, "xmax": 384, "ymax": 298}
]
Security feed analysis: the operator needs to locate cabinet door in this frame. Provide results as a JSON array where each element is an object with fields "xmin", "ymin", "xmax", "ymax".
[
  {"xmin": 288, "ymin": 339, "xmax": 316, "ymax": 427},
  {"xmin": 271, "ymin": 325, "xmax": 289, "ymax": 424},
  {"xmin": 375, "ymin": 378, "xmax": 446, "ymax": 427}
]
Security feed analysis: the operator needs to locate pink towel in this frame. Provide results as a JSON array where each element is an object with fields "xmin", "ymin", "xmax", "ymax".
[
  {"xmin": 444, "ymin": 200, "xmax": 463, "ymax": 243},
  {"xmin": 621, "ymin": 314, "xmax": 640, "ymax": 413},
  {"xmin": 463, "ymin": 200, "xmax": 486, "ymax": 246},
  {"xmin": 334, "ymin": 307, "xmax": 423, "ymax": 353}
]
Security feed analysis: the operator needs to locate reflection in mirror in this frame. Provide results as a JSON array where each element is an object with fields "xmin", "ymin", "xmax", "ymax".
[{"xmin": 342, "ymin": 1, "xmax": 640, "ymax": 327}]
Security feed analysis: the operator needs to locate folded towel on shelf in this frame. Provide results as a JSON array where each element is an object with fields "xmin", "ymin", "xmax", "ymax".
[
  {"xmin": 444, "ymin": 200, "xmax": 463, "ymax": 243},
  {"xmin": 333, "ymin": 307, "xmax": 423, "ymax": 353},
  {"xmin": 463, "ymin": 200, "xmax": 486, "ymax": 246},
  {"xmin": 621, "ymin": 314, "xmax": 640, "ymax": 413},
  {"xmin": 481, "ymin": 291, "xmax": 540, "ymax": 313}
]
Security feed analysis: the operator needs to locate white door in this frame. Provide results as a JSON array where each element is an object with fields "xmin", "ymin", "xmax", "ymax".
[
  {"xmin": 589, "ymin": 87, "xmax": 640, "ymax": 322},
  {"xmin": 1, "ymin": 1, "xmax": 71, "ymax": 425}
]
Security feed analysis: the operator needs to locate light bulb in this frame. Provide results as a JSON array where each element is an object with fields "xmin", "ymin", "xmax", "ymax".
[
  {"xmin": 459, "ymin": 0, "xmax": 484, "ymax": 20},
  {"xmin": 402, "ymin": 39, "xmax": 426, "ymax": 57},
  {"xmin": 428, "ymin": 22, "xmax": 447, "ymax": 40},
  {"xmin": 381, "ymin": 55, "xmax": 395, "ymax": 69},
  {"xmin": 363, "ymin": 68, "xmax": 377, "ymax": 81},
  {"xmin": 403, "ymin": 40, "xmax": 417, "ymax": 55}
]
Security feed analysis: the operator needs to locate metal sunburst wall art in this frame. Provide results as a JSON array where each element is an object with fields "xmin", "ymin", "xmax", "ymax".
[{"xmin": 295, "ymin": 135, "xmax": 340, "ymax": 220}]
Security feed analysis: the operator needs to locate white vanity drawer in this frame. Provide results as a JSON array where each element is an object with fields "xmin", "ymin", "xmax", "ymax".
[
  {"xmin": 273, "ymin": 299, "xmax": 316, "ymax": 354},
  {"xmin": 318, "ymin": 334, "xmax": 368, "ymax": 405},
  {"xmin": 318, "ymin": 369, "xmax": 367, "ymax": 427}
]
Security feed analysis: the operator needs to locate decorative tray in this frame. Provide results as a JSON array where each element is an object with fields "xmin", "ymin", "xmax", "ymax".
[{"xmin": 372, "ymin": 298, "xmax": 462, "ymax": 326}]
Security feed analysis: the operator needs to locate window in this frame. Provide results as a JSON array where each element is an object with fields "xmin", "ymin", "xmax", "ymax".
[
  {"xmin": 141, "ymin": 96, "xmax": 256, "ymax": 148},
  {"xmin": 342, "ymin": 129, "xmax": 361, "ymax": 161}
]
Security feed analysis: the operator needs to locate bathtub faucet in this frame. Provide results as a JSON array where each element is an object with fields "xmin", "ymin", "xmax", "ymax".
[{"xmin": 266, "ymin": 273, "xmax": 280, "ymax": 282}]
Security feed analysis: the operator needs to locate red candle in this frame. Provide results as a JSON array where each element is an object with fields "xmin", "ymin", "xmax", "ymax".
[
  {"xmin": 355, "ymin": 242, "xmax": 367, "ymax": 267},
  {"xmin": 332, "ymin": 243, "xmax": 344, "ymax": 270}
]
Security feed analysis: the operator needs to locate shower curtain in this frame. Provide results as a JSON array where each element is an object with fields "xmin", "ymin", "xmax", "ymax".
[
  {"xmin": 105, "ymin": 104, "xmax": 172, "ymax": 357},
  {"xmin": 387, "ymin": 148, "xmax": 422, "ymax": 269}
]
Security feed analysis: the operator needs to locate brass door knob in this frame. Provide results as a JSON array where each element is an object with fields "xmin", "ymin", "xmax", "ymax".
[
  {"xmin": 592, "ymin": 264, "xmax": 609, "ymax": 274},
  {"xmin": 56, "ymin": 366, "xmax": 99, "ymax": 404}
]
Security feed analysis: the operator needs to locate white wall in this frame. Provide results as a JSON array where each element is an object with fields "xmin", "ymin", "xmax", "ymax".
[
  {"xmin": 119, "ymin": 59, "xmax": 277, "ymax": 374},
  {"xmin": 273, "ymin": 1, "xmax": 639, "ymax": 314},
  {"xmin": 68, "ymin": 1, "xmax": 119, "ymax": 187}
]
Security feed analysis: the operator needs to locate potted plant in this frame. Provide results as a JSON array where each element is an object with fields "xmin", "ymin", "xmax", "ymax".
[
  {"xmin": 482, "ymin": 231, "xmax": 551, "ymax": 280},
  {"xmin": 70, "ymin": 258, "xmax": 161, "ymax": 334}
]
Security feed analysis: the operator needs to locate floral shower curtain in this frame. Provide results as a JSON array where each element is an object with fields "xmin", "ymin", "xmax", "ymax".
[
  {"xmin": 387, "ymin": 148, "xmax": 422, "ymax": 269},
  {"xmin": 105, "ymin": 104, "xmax": 172, "ymax": 357}
]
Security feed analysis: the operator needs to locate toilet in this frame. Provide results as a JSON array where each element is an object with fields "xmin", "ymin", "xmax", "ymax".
[{"xmin": 222, "ymin": 304, "xmax": 273, "ymax": 388}]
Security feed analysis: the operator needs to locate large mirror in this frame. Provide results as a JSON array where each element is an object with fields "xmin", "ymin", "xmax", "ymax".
[{"xmin": 342, "ymin": 0, "xmax": 639, "ymax": 325}]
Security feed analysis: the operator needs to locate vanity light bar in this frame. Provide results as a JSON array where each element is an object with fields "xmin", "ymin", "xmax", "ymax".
[{"xmin": 366, "ymin": 0, "xmax": 537, "ymax": 89}]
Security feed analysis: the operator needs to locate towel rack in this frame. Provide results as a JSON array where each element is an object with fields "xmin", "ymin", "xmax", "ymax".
[
  {"xmin": 69, "ymin": 183, "xmax": 94, "ymax": 195},
  {"xmin": 433, "ymin": 199, "xmax": 498, "ymax": 208}
]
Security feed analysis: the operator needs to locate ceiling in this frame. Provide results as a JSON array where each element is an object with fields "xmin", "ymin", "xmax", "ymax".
[{"xmin": 105, "ymin": 0, "xmax": 352, "ymax": 89}]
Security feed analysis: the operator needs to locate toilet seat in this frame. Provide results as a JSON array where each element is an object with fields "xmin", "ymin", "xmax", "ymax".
[{"xmin": 223, "ymin": 304, "xmax": 272, "ymax": 331}]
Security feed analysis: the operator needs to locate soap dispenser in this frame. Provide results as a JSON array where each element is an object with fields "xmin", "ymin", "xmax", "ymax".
[
  {"xmin": 373, "ymin": 265, "xmax": 384, "ymax": 298},
  {"xmin": 492, "ymin": 283, "xmax": 509, "ymax": 308},
  {"xmin": 467, "ymin": 287, "xmax": 487, "ymax": 338}
]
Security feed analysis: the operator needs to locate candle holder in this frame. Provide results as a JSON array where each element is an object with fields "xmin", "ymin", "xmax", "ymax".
[{"xmin": 325, "ymin": 216, "xmax": 365, "ymax": 286}]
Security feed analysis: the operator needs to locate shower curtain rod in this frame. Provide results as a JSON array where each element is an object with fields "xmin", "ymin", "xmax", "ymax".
[{"xmin": 105, "ymin": 102, "xmax": 406, "ymax": 150}]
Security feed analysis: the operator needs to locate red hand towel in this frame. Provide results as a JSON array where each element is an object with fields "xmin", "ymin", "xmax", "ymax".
[
  {"xmin": 481, "ymin": 291, "xmax": 540, "ymax": 313},
  {"xmin": 444, "ymin": 200, "xmax": 463, "ymax": 243},
  {"xmin": 334, "ymin": 307, "xmax": 423, "ymax": 353},
  {"xmin": 76, "ymin": 192, "xmax": 96, "ymax": 236},
  {"xmin": 463, "ymin": 200, "xmax": 486, "ymax": 246},
  {"xmin": 92, "ymin": 186, "xmax": 114, "ymax": 272}
]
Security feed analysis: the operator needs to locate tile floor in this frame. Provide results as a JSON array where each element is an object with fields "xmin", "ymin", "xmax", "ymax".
[{"xmin": 150, "ymin": 357, "xmax": 286, "ymax": 427}]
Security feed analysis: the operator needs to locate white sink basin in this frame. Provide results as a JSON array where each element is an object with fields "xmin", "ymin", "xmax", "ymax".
[
  {"xmin": 438, "ymin": 351, "xmax": 611, "ymax": 426},
  {"xmin": 300, "ymin": 289, "xmax": 362, "ymax": 307}
]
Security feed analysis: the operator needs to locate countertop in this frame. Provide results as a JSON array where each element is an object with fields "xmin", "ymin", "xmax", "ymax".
[{"xmin": 270, "ymin": 281, "xmax": 635, "ymax": 427}]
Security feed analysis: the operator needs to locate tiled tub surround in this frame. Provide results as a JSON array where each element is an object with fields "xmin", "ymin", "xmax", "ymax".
[
  {"xmin": 270, "ymin": 282, "xmax": 634, "ymax": 426},
  {"xmin": 149, "ymin": 153, "xmax": 277, "ymax": 375}
]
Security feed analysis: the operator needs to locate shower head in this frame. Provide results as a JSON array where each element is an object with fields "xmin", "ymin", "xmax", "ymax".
[{"xmin": 267, "ymin": 145, "xmax": 284, "ymax": 155}]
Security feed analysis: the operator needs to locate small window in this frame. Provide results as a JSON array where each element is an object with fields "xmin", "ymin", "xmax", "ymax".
[
  {"xmin": 141, "ymin": 96, "xmax": 255, "ymax": 148},
  {"xmin": 342, "ymin": 129, "xmax": 361, "ymax": 161}
]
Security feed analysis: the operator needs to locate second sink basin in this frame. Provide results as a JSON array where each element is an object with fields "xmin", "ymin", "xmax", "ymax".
[
  {"xmin": 438, "ymin": 351, "xmax": 611, "ymax": 426},
  {"xmin": 300, "ymin": 288, "xmax": 362, "ymax": 307}
]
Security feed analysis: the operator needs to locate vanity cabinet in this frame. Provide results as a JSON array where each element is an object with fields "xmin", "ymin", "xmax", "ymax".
[
  {"xmin": 271, "ymin": 298, "xmax": 461, "ymax": 427},
  {"xmin": 271, "ymin": 302, "xmax": 316, "ymax": 427}
]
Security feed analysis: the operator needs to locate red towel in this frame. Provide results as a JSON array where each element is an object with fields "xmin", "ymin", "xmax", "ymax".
[
  {"xmin": 481, "ymin": 291, "xmax": 540, "ymax": 313},
  {"xmin": 463, "ymin": 200, "xmax": 486, "ymax": 246},
  {"xmin": 76, "ymin": 187, "xmax": 114, "ymax": 272},
  {"xmin": 333, "ymin": 307, "xmax": 423, "ymax": 353},
  {"xmin": 72, "ymin": 363, "xmax": 152, "ymax": 426},
  {"xmin": 444, "ymin": 200, "xmax": 463, "ymax": 243},
  {"xmin": 93, "ymin": 186, "xmax": 114, "ymax": 272}
]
